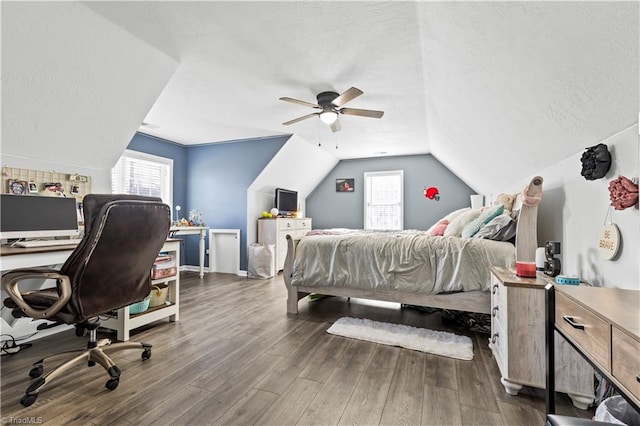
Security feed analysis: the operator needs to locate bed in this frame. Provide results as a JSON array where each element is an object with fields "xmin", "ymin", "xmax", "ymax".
[{"xmin": 283, "ymin": 176, "xmax": 543, "ymax": 315}]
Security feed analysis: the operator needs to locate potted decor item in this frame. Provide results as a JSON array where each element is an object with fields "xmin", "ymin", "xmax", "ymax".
[{"xmin": 580, "ymin": 143, "xmax": 611, "ymax": 180}]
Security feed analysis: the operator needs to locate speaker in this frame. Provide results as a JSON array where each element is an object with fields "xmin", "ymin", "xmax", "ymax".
[{"xmin": 544, "ymin": 241, "xmax": 561, "ymax": 277}]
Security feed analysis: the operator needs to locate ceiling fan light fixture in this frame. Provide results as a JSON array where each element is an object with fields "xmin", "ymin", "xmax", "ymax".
[{"xmin": 320, "ymin": 110, "xmax": 338, "ymax": 125}]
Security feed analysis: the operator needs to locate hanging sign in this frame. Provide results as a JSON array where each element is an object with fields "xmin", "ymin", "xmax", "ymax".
[{"xmin": 598, "ymin": 223, "xmax": 620, "ymax": 260}]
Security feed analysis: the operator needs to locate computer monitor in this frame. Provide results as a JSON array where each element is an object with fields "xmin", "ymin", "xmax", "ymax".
[{"xmin": 0, "ymin": 194, "xmax": 80, "ymax": 240}]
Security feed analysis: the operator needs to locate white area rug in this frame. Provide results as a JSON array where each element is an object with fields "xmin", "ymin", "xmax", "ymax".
[{"xmin": 327, "ymin": 317, "xmax": 474, "ymax": 360}]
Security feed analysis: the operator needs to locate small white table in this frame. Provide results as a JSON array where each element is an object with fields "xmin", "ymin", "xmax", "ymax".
[{"xmin": 169, "ymin": 226, "xmax": 207, "ymax": 278}]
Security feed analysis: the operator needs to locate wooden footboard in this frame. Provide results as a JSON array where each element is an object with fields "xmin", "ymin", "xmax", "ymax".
[{"xmin": 283, "ymin": 234, "xmax": 308, "ymax": 314}]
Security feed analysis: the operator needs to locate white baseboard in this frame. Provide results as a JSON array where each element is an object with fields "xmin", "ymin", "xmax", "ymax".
[{"xmin": 179, "ymin": 265, "xmax": 247, "ymax": 277}]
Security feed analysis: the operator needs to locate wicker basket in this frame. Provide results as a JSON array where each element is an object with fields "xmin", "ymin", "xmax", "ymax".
[
  {"xmin": 149, "ymin": 284, "xmax": 169, "ymax": 308},
  {"xmin": 129, "ymin": 295, "xmax": 151, "ymax": 315}
]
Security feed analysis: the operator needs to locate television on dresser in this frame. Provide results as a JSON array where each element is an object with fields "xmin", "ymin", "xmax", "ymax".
[{"xmin": 275, "ymin": 188, "xmax": 298, "ymax": 215}]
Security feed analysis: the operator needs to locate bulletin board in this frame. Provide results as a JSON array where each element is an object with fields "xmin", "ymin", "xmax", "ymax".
[{"xmin": 2, "ymin": 166, "xmax": 92, "ymax": 202}]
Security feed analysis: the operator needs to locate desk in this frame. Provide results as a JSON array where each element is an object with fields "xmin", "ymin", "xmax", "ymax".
[
  {"xmin": 546, "ymin": 284, "xmax": 640, "ymax": 414},
  {"xmin": 0, "ymin": 244, "xmax": 76, "ymax": 271},
  {"xmin": 169, "ymin": 226, "xmax": 207, "ymax": 278},
  {"xmin": 1, "ymin": 239, "xmax": 181, "ymax": 342}
]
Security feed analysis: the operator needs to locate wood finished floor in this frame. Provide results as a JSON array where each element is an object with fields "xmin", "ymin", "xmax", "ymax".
[{"xmin": 1, "ymin": 271, "xmax": 594, "ymax": 425}]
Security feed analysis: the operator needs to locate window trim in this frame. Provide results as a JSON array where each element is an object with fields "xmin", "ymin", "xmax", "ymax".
[
  {"xmin": 111, "ymin": 149, "xmax": 173, "ymax": 212},
  {"xmin": 363, "ymin": 170, "xmax": 404, "ymax": 231}
]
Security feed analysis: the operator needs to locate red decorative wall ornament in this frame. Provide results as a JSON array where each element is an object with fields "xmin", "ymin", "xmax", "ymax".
[
  {"xmin": 608, "ymin": 176, "xmax": 638, "ymax": 210},
  {"xmin": 424, "ymin": 187, "xmax": 440, "ymax": 201}
]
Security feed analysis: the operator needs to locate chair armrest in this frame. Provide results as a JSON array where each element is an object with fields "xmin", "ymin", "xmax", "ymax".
[{"xmin": 1, "ymin": 268, "xmax": 72, "ymax": 320}]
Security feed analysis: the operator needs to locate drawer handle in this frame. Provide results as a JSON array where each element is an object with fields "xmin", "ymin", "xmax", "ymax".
[
  {"xmin": 636, "ymin": 375, "xmax": 640, "ymax": 384},
  {"xmin": 562, "ymin": 315, "xmax": 585, "ymax": 330},
  {"xmin": 492, "ymin": 284, "xmax": 498, "ymax": 294},
  {"xmin": 491, "ymin": 333, "xmax": 498, "ymax": 344},
  {"xmin": 492, "ymin": 306, "xmax": 499, "ymax": 317}
]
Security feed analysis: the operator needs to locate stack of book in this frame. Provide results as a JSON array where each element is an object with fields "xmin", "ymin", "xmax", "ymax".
[{"xmin": 151, "ymin": 253, "xmax": 177, "ymax": 280}]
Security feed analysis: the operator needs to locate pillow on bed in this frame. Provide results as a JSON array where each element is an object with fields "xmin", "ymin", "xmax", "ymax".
[
  {"xmin": 443, "ymin": 209, "xmax": 482, "ymax": 237},
  {"xmin": 474, "ymin": 210, "xmax": 518, "ymax": 241},
  {"xmin": 442, "ymin": 207, "xmax": 469, "ymax": 223},
  {"xmin": 427, "ymin": 219, "xmax": 449, "ymax": 236},
  {"xmin": 426, "ymin": 207, "xmax": 468, "ymax": 235},
  {"xmin": 461, "ymin": 204, "xmax": 505, "ymax": 238}
]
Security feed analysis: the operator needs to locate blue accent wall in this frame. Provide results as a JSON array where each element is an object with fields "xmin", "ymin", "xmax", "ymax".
[
  {"xmin": 185, "ymin": 136, "xmax": 288, "ymax": 270},
  {"xmin": 127, "ymin": 133, "xmax": 288, "ymax": 270},
  {"xmin": 306, "ymin": 154, "xmax": 474, "ymax": 230}
]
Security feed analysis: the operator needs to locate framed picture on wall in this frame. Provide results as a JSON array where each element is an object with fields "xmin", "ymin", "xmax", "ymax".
[
  {"xmin": 8, "ymin": 179, "xmax": 27, "ymax": 195},
  {"xmin": 336, "ymin": 178, "xmax": 355, "ymax": 192},
  {"xmin": 28, "ymin": 182, "xmax": 39, "ymax": 193}
]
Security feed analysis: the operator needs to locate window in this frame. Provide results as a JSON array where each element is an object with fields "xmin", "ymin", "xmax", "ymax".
[
  {"xmin": 364, "ymin": 170, "xmax": 404, "ymax": 230},
  {"xmin": 111, "ymin": 150, "xmax": 173, "ymax": 211}
]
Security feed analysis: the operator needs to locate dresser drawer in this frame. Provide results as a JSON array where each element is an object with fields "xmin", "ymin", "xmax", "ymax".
[
  {"xmin": 277, "ymin": 219, "xmax": 297, "ymax": 231},
  {"xmin": 555, "ymin": 292, "xmax": 610, "ymax": 372},
  {"xmin": 491, "ymin": 318, "xmax": 507, "ymax": 368},
  {"xmin": 612, "ymin": 326, "xmax": 640, "ymax": 401},
  {"xmin": 297, "ymin": 219, "xmax": 312, "ymax": 230}
]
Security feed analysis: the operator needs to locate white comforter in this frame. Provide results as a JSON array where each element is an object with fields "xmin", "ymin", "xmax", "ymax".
[{"xmin": 291, "ymin": 230, "xmax": 516, "ymax": 294}]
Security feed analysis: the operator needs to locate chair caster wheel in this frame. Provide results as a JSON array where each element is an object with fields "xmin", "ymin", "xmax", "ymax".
[
  {"xmin": 105, "ymin": 379, "xmax": 119, "ymax": 391},
  {"xmin": 29, "ymin": 366, "xmax": 43, "ymax": 379},
  {"xmin": 20, "ymin": 394, "xmax": 37, "ymax": 407},
  {"xmin": 141, "ymin": 349, "xmax": 151, "ymax": 361}
]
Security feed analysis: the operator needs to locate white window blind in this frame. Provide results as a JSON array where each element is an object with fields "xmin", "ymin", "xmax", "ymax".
[
  {"xmin": 364, "ymin": 170, "xmax": 404, "ymax": 231},
  {"xmin": 111, "ymin": 150, "xmax": 173, "ymax": 209}
]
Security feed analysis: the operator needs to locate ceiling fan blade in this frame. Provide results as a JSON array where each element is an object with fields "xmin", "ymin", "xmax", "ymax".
[
  {"xmin": 279, "ymin": 97, "xmax": 320, "ymax": 109},
  {"xmin": 330, "ymin": 118, "xmax": 342, "ymax": 133},
  {"xmin": 340, "ymin": 108, "xmax": 384, "ymax": 119},
  {"xmin": 282, "ymin": 113, "xmax": 319, "ymax": 125},
  {"xmin": 331, "ymin": 87, "xmax": 363, "ymax": 107}
]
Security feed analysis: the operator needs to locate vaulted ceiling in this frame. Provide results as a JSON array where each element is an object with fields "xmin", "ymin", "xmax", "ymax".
[{"xmin": 85, "ymin": 1, "xmax": 639, "ymax": 193}]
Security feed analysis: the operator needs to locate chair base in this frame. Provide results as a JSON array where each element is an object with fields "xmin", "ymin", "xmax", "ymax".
[{"xmin": 20, "ymin": 338, "xmax": 152, "ymax": 407}]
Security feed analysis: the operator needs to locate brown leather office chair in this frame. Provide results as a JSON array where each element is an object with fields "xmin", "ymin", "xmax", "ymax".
[{"xmin": 2, "ymin": 194, "xmax": 170, "ymax": 407}]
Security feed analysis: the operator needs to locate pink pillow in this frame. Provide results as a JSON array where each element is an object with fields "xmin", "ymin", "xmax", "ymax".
[{"xmin": 428, "ymin": 219, "xmax": 449, "ymax": 236}]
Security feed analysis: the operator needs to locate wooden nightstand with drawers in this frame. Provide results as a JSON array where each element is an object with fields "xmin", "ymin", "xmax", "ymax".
[{"xmin": 489, "ymin": 267, "xmax": 594, "ymax": 409}]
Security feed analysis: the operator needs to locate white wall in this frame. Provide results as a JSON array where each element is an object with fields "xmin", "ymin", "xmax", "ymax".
[
  {"xmin": 1, "ymin": 2, "xmax": 178, "ymax": 190},
  {"xmin": 246, "ymin": 134, "xmax": 338, "ymax": 248},
  {"xmin": 494, "ymin": 124, "xmax": 638, "ymax": 290}
]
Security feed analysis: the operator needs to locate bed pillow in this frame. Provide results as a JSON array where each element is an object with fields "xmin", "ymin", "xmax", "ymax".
[
  {"xmin": 442, "ymin": 207, "xmax": 469, "ymax": 223},
  {"xmin": 461, "ymin": 204, "xmax": 505, "ymax": 238},
  {"xmin": 474, "ymin": 210, "xmax": 518, "ymax": 241},
  {"xmin": 427, "ymin": 219, "xmax": 449, "ymax": 236},
  {"xmin": 443, "ymin": 209, "xmax": 482, "ymax": 237},
  {"xmin": 427, "ymin": 207, "xmax": 468, "ymax": 235}
]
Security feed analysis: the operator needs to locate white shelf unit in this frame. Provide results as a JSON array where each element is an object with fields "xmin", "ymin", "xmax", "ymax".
[{"xmin": 100, "ymin": 239, "xmax": 180, "ymax": 341}]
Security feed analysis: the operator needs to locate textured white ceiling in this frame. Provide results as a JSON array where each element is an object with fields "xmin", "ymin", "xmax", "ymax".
[{"xmin": 86, "ymin": 1, "xmax": 638, "ymax": 193}]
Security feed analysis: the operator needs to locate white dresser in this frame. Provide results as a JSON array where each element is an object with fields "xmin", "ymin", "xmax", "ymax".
[
  {"xmin": 489, "ymin": 267, "xmax": 594, "ymax": 410},
  {"xmin": 257, "ymin": 217, "xmax": 312, "ymax": 271}
]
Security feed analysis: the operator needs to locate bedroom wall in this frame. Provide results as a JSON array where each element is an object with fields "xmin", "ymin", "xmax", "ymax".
[
  {"xmin": 247, "ymin": 134, "xmax": 339, "ymax": 252},
  {"xmin": 306, "ymin": 154, "xmax": 474, "ymax": 230},
  {"xmin": 184, "ymin": 136, "xmax": 289, "ymax": 270},
  {"xmin": 495, "ymin": 124, "xmax": 639, "ymax": 290}
]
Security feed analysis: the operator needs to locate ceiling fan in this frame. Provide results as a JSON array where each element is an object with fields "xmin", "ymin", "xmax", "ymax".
[{"xmin": 280, "ymin": 87, "xmax": 384, "ymax": 133}]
